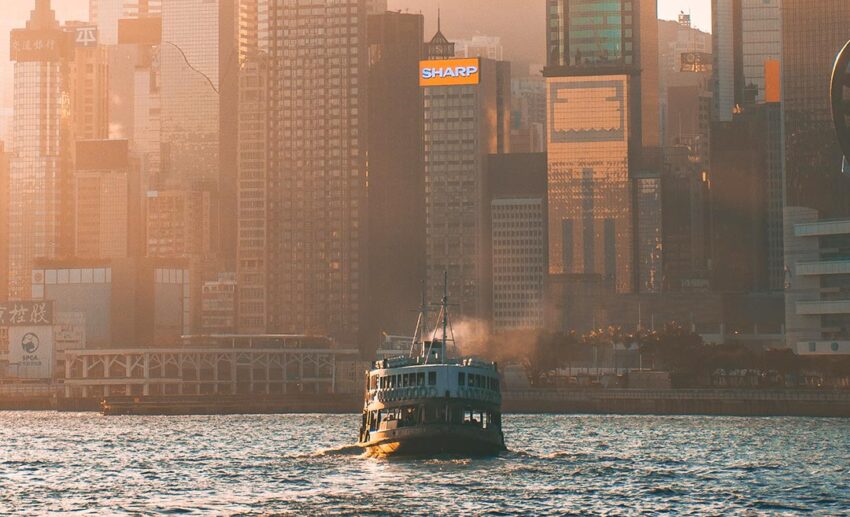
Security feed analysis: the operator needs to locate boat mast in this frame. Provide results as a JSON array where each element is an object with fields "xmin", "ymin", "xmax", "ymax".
[
  {"xmin": 442, "ymin": 271, "xmax": 449, "ymax": 350},
  {"xmin": 410, "ymin": 283, "xmax": 428, "ymax": 357}
]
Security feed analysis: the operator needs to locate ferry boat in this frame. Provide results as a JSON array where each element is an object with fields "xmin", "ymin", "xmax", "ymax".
[{"xmin": 357, "ymin": 277, "xmax": 506, "ymax": 457}]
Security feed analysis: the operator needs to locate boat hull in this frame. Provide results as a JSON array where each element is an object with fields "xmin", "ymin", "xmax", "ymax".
[{"xmin": 359, "ymin": 424, "xmax": 506, "ymax": 457}]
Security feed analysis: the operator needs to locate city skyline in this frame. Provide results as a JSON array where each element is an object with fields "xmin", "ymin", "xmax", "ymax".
[
  {"xmin": 3, "ymin": 1, "xmax": 850, "ymax": 514},
  {"xmin": 0, "ymin": 0, "xmax": 711, "ymax": 109}
]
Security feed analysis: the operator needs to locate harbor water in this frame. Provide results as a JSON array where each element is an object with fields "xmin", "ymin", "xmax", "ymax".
[{"xmin": 2, "ymin": 412, "xmax": 849, "ymax": 514}]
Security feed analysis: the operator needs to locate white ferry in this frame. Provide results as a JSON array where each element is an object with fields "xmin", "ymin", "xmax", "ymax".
[{"xmin": 357, "ymin": 279, "xmax": 506, "ymax": 457}]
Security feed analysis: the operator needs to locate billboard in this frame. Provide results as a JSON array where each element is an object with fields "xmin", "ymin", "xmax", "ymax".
[
  {"xmin": 10, "ymin": 29, "xmax": 72, "ymax": 62},
  {"xmin": 8, "ymin": 326, "xmax": 55, "ymax": 379},
  {"xmin": 680, "ymin": 52, "xmax": 712, "ymax": 73},
  {"xmin": 74, "ymin": 26, "xmax": 99, "ymax": 48},
  {"xmin": 0, "ymin": 301, "xmax": 53, "ymax": 326},
  {"xmin": 420, "ymin": 58, "xmax": 481, "ymax": 87}
]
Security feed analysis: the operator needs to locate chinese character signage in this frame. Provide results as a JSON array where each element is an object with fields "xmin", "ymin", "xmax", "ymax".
[
  {"xmin": 74, "ymin": 26, "xmax": 98, "ymax": 47},
  {"xmin": 8, "ymin": 326, "xmax": 55, "ymax": 379},
  {"xmin": 0, "ymin": 301, "xmax": 53, "ymax": 326},
  {"xmin": 10, "ymin": 29, "xmax": 72, "ymax": 62}
]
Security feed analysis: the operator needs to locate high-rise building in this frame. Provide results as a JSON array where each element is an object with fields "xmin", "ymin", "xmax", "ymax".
[
  {"xmin": 422, "ymin": 24, "xmax": 511, "ymax": 322},
  {"xmin": 64, "ymin": 22, "xmax": 109, "ymax": 141},
  {"xmin": 235, "ymin": 57, "xmax": 268, "ymax": 334},
  {"xmin": 782, "ymin": 0, "xmax": 850, "ymax": 218},
  {"xmin": 712, "ymin": 0, "xmax": 784, "ymax": 292},
  {"xmin": 145, "ymin": 190, "xmax": 211, "ymax": 259},
  {"xmin": 544, "ymin": 0, "xmax": 660, "ymax": 294},
  {"xmin": 0, "ymin": 142, "xmax": 9, "ymax": 302},
  {"xmin": 8, "ymin": 0, "xmax": 75, "ymax": 299},
  {"xmin": 159, "ymin": 1, "xmax": 221, "ymax": 190},
  {"xmin": 242, "ymin": 0, "xmax": 370, "ymax": 343},
  {"xmin": 366, "ymin": 12, "xmax": 425, "ymax": 341},
  {"xmin": 158, "ymin": 0, "xmax": 238, "ymax": 265},
  {"xmin": 74, "ymin": 140, "xmax": 140, "ymax": 260},
  {"xmin": 661, "ymin": 146, "xmax": 711, "ymax": 292},
  {"xmin": 201, "ymin": 272, "xmax": 237, "ymax": 334},
  {"xmin": 487, "ymin": 153, "xmax": 547, "ymax": 333},
  {"xmin": 712, "ymin": 0, "xmax": 781, "ymax": 121},
  {"xmin": 710, "ymin": 104, "xmax": 783, "ymax": 293},
  {"xmin": 89, "ymin": 0, "xmax": 163, "ymax": 45}
]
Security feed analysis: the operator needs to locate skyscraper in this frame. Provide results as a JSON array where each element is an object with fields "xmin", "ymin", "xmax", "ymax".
[
  {"xmin": 487, "ymin": 153, "xmax": 547, "ymax": 332},
  {"xmin": 366, "ymin": 12, "xmax": 425, "ymax": 341},
  {"xmin": 240, "ymin": 0, "xmax": 371, "ymax": 343},
  {"xmin": 712, "ymin": 0, "xmax": 784, "ymax": 291},
  {"xmin": 157, "ymin": 0, "xmax": 238, "ymax": 267},
  {"xmin": 159, "ymin": 1, "xmax": 222, "ymax": 191},
  {"xmin": 8, "ymin": 0, "xmax": 74, "ymax": 299},
  {"xmin": 422, "ymin": 24, "xmax": 511, "ymax": 322},
  {"xmin": 544, "ymin": 0, "xmax": 660, "ymax": 293},
  {"xmin": 74, "ymin": 140, "xmax": 139, "ymax": 260},
  {"xmin": 712, "ymin": 0, "xmax": 781, "ymax": 121},
  {"xmin": 782, "ymin": 0, "xmax": 850, "ymax": 218},
  {"xmin": 89, "ymin": 0, "xmax": 163, "ymax": 45},
  {"xmin": 65, "ymin": 22, "xmax": 109, "ymax": 141}
]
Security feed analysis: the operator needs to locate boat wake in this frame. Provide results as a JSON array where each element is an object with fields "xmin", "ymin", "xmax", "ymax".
[{"xmin": 311, "ymin": 444, "xmax": 365, "ymax": 457}]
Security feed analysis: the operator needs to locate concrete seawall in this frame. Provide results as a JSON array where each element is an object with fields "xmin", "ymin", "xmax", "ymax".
[{"xmin": 503, "ymin": 389, "xmax": 850, "ymax": 417}]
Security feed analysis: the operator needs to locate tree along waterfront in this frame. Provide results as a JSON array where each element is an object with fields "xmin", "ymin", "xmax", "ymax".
[{"xmin": 475, "ymin": 324, "xmax": 850, "ymax": 390}]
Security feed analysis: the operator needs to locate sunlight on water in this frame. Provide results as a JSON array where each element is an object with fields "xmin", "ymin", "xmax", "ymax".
[{"xmin": 1, "ymin": 413, "xmax": 849, "ymax": 514}]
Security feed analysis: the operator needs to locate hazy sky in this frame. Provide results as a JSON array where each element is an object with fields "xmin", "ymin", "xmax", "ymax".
[{"xmin": 0, "ymin": 0, "xmax": 711, "ymax": 134}]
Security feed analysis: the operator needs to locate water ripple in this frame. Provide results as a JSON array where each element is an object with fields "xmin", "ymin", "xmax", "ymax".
[{"xmin": 1, "ymin": 413, "xmax": 849, "ymax": 514}]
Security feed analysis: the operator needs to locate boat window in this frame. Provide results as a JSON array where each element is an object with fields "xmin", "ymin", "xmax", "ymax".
[
  {"xmin": 463, "ymin": 409, "xmax": 482, "ymax": 427},
  {"xmin": 417, "ymin": 372, "xmax": 425, "ymax": 386},
  {"xmin": 458, "ymin": 372, "xmax": 465, "ymax": 386},
  {"xmin": 428, "ymin": 371, "xmax": 437, "ymax": 385}
]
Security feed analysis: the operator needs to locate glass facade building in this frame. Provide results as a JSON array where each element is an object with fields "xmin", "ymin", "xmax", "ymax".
[
  {"xmin": 8, "ymin": 1, "xmax": 72, "ymax": 300},
  {"xmin": 546, "ymin": 75, "xmax": 633, "ymax": 292},
  {"xmin": 545, "ymin": 0, "xmax": 660, "ymax": 294},
  {"xmin": 782, "ymin": 0, "xmax": 850, "ymax": 217},
  {"xmin": 547, "ymin": 0, "xmax": 636, "ymax": 68},
  {"xmin": 712, "ymin": 0, "xmax": 780, "ymax": 121},
  {"xmin": 741, "ymin": 0, "xmax": 780, "ymax": 105},
  {"xmin": 160, "ymin": 0, "xmax": 221, "ymax": 191}
]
